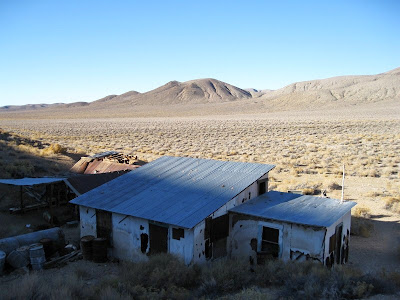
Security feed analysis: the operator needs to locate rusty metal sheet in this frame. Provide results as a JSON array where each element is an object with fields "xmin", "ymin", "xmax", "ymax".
[
  {"xmin": 70, "ymin": 157, "xmax": 92, "ymax": 174},
  {"xmin": 65, "ymin": 171, "xmax": 130, "ymax": 196},
  {"xmin": 83, "ymin": 160, "xmax": 138, "ymax": 174},
  {"xmin": 70, "ymin": 156, "xmax": 275, "ymax": 229},
  {"xmin": 229, "ymin": 191, "xmax": 356, "ymax": 228}
]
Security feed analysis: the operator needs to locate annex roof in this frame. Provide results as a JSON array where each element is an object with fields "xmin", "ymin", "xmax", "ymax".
[
  {"xmin": 229, "ymin": 191, "xmax": 356, "ymax": 228},
  {"xmin": 0, "ymin": 177, "xmax": 66, "ymax": 186},
  {"xmin": 65, "ymin": 171, "xmax": 129, "ymax": 196},
  {"xmin": 70, "ymin": 156, "xmax": 275, "ymax": 229}
]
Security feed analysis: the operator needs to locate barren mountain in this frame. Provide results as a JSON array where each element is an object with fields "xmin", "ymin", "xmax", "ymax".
[
  {"xmin": 259, "ymin": 67, "xmax": 400, "ymax": 109},
  {"xmin": 0, "ymin": 68, "xmax": 399, "ymax": 117},
  {"xmin": 90, "ymin": 78, "xmax": 252, "ymax": 106}
]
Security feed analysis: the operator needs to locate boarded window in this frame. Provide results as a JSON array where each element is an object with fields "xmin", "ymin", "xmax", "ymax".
[
  {"xmin": 260, "ymin": 226, "xmax": 279, "ymax": 257},
  {"xmin": 96, "ymin": 209, "xmax": 112, "ymax": 245},
  {"xmin": 211, "ymin": 214, "xmax": 229, "ymax": 242},
  {"xmin": 172, "ymin": 228, "xmax": 184, "ymax": 240},
  {"xmin": 329, "ymin": 233, "xmax": 336, "ymax": 253},
  {"xmin": 149, "ymin": 223, "xmax": 168, "ymax": 254},
  {"xmin": 258, "ymin": 180, "xmax": 267, "ymax": 195}
]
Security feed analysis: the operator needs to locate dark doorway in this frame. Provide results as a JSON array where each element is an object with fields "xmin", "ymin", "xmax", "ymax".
[
  {"xmin": 335, "ymin": 224, "xmax": 343, "ymax": 264},
  {"xmin": 258, "ymin": 180, "xmax": 267, "ymax": 195},
  {"xmin": 96, "ymin": 210, "xmax": 112, "ymax": 244},
  {"xmin": 149, "ymin": 223, "xmax": 168, "ymax": 254}
]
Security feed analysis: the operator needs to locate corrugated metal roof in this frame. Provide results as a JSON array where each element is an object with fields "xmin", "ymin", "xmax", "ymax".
[
  {"xmin": 65, "ymin": 171, "xmax": 130, "ymax": 196},
  {"xmin": 229, "ymin": 191, "xmax": 356, "ymax": 228},
  {"xmin": 83, "ymin": 160, "xmax": 139, "ymax": 174},
  {"xmin": 70, "ymin": 156, "xmax": 275, "ymax": 228},
  {"xmin": 0, "ymin": 177, "xmax": 66, "ymax": 186},
  {"xmin": 70, "ymin": 157, "xmax": 92, "ymax": 173}
]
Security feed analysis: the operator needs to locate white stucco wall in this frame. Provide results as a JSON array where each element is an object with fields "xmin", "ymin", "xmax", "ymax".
[
  {"xmin": 79, "ymin": 206, "xmax": 97, "ymax": 237},
  {"xmin": 229, "ymin": 214, "xmax": 326, "ymax": 263},
  {"xmin": 112, "ymin": 213, "xmax": 149, "ymax": 262},
  {"xmin": 323, "ymin": 210, "xmax": 352, "ymax": 264},
  {"xmin": 110, "ymin": 213, "xmax": 195, "ymax": 264},
  {"xmin": 192, "ymin": 175, "xmax": 269, "ymax": 263},
  {"xmin": 169, "ymin": 226, "xmax": 194, "ymax": 265}
]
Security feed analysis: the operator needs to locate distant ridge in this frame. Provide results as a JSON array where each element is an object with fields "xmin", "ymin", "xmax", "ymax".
[{"xmin": 1, "ymin": 67, "xmax": 399, "ymax": 114}]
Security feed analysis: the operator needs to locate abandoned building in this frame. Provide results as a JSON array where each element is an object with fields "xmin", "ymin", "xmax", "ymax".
[
  {"xmin": 70, "ymin": 156, "xmax": 356, "ymax": 266},
  {"xmin": 70, "ymin": 151, "xmax": 144, "ymax": 174},
  {"xmin": 70, "ymin": 156, "xmax": 275, "ymax": 264},
  {"xmin": 229, "ymin": 191, "xmax": 356, "ymax": 266}
]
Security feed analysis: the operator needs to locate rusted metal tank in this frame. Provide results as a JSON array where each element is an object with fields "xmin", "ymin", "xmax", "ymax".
[
  {"xmin": 0, "ymin": 250, "xmax": 5, "ymax": 274},
  {"xmin": 6, "ymin": 249, "xmax": 30, "ymax": 269},
  {"xmin": 92, "ymin": 238, "xmax": 107, "ymax": 263},
  {"xmin": 39, "ymin": 238, "xmax": 54, "ymax": 259},
  {"xmin": 0, "ymin": 228, "xmax": 65, "ymax": 255},
  {"xmin": 80, "ymin": 235, "xmax": 95, "ymax": 261}
]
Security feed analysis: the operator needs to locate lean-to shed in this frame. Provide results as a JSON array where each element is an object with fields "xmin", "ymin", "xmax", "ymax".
[
  {"xmin": 70, "ymin": 156, "xmax": 275, "ymax": 264},
  {"xmin": 229, "ymin": 191, "xmax": 356, "ymax": 267}
]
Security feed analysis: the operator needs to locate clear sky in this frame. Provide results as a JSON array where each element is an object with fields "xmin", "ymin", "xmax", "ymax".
[{"xmin": 0, "ymin": 0, "xmax": 399, "ymax": 106}]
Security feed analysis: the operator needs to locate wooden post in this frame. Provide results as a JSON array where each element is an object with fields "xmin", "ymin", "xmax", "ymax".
[
  {"xmin": 341, "ymin": 164, "xmax": 345, "ymax": 203},
  {"xmin": 20, "ymin": 186, "xmax": 24, "ymax": 214}
]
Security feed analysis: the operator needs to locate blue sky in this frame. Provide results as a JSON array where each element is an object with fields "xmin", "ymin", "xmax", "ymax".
[{"xmin": 0, "ymin": 0, "xmax": 399, "ymax": 106}]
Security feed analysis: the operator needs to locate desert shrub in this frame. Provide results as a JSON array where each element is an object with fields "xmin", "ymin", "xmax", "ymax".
[
  {"xmin": 2, "ymin": 273, "xmax": 42, "ymax": 300},
  {"xmin": 198, "ymin": 258, "xmax": 254, "ymax": 297},
  {"xmin": 41, "ymin": 143, "xmax": 66, "ymax": 156},
  {"xmin": 354, "ymin": 207, "xmax": 371, "ymax": 218},
  {"xmin": 3, "ymin": 161, "xmax": 35, "ymax": 178},
  {"xmin": 329, "ymin": 182, "xmax": 342, "ymax": 190},
  {"xmin": 351, "ymin": 216, "xmax": 374, "ymax": 237},
  {"xmin": 384, "ymin": 196, "xmax": 400, "ymax": 213},
  {"xmin": 217, "ymin": 287, "xmax": 275, "ymax": 300},
  {"xmin": 120, "ymin": 253, "xmax": 200, "ymax": 292}
]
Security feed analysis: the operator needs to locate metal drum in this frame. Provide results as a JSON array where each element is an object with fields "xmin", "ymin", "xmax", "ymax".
[
  {"xmin": 39, "ymin": 238, "xmax": 54, "ymax": 259},
  {"xmin": 92, "ymin": 238, "xmax": 108, "ymax": 263},
  {"xmin": 29, "ymin": 244, "xmax": 46, "ymax": 270},
  {"xmin": 80, "ymin": 235, "xmax": 95, "ymax": 261},
  {"xmin": 0, "ymin": 250, "xmax": 6, "ymax": 274},
  {"xmin": 6, "ymin": 250, "xmax": 30, "ymax": 269}
]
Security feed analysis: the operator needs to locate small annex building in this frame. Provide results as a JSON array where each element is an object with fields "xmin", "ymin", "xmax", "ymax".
[
  {"xmin": 70, "ymin": 156, "xmax": 275, "ymax": 264},
  {"xmin": 229, "ymin": 191, "xmax": 356, "ymax": 267}
]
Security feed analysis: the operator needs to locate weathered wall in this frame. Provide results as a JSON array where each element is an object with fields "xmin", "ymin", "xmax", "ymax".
[
  {"xmin": 324, "ymin": 210, "xmax": 352, "ymax": 265},
  {"xmin": 79, "ymin": 206, "xmax": 97, "ymax": 237},
  {"xmin": 193, "ymin": 175, "xmax": 269, "ymax": 263},
  {"xmin": 169, "ymin": 226, "xmax": 194, "ymax": 265},
  {"xmin": 289, "ymin": 224, "xmax": 325, "ymax": 262},
  {"xmin": 112, "ymin": 213, "xmax": 149, "ymax": 262},
  {"xmin": 229, "ymin": 213, "xmax": 326, "ymax": 263},
  {"xmin": 111, "ymin": 213, "xmax": 195, "ymax": 264}
]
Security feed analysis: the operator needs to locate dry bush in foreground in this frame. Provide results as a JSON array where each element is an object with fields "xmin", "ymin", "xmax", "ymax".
[{"xmin": 2, "ymin": 254, "xmax": 399, "ymax": 299}]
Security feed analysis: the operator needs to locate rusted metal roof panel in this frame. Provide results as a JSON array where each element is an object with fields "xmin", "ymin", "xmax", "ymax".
[
  {"xmin": 70, "ymin": 157, "xmax": 92, "ymax": 174},
  {"xmin": 0, "ymin": 177, "xmax": 66, "ymax": 186},
  {"xmin": 65, "ymin": 171, "xmax": 129, "ymax": 196},
  {"xmin": 229, "ymin": 191, "xmax": 356, "ymax": 228},
  {"xmin": 70, "ymin": 156, "xmax": 275, "ymax": 229},
  {"xmin": 83, "ymin": 160, "xmax": 139, "ymax": 174}
]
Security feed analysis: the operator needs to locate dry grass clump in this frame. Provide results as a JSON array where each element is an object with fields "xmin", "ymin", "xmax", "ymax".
[
  {"xmin": 384, "ymin": 196, "xmax": 400, "ymax": 213},
  {"xmin": 354, "ymin": 207, "xmax": 371, "ymax": 219},
  {"xmin": 41, "ymin": 143, "xmax": 66, "ymax": 156},
  {"xmin": 351, "ymin": 217, "xmax": 374, "ymax": 238}
]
